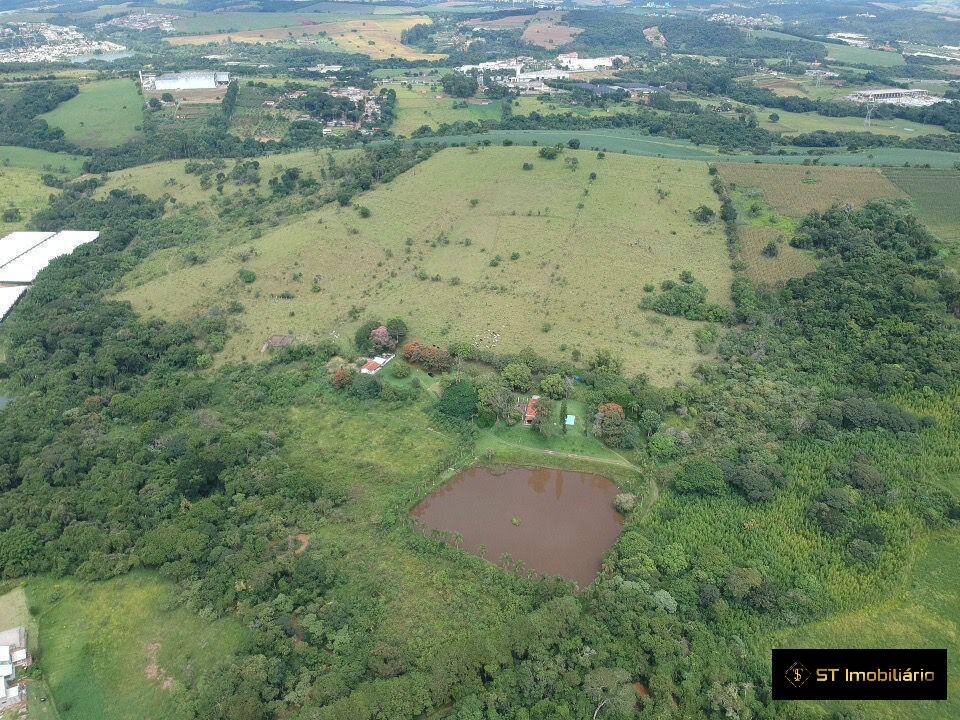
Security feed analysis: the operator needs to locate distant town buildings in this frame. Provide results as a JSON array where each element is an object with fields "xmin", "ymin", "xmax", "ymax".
[
  {"xmin": 707, "ymin": 12, "xmax": 782, "ymax": 28},
  {"xmin": 96, "ymin": 13, "xmax": 178, "ymax": 33},
  {"xmin": 141, "ymin": 70, "xmax": 231, "ymax": 91},
  {"xmin": 827, "ymin": 32, "xmax": 871, "ymax": 48},
  {"xmin": 0, "ymin": 22, "xmax": 125, "ymax": 63}
]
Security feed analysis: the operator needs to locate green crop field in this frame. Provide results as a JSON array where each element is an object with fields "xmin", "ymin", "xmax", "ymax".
[
  {"xmin": 760, "ymin": 108, "xmax": 942, "ymax": 138},
  {"xmin": 0, "ymin": 166, "xmax": 55, "ymax": 231},
  {"xmin": 882, "ymin": 167, "xmax": 960, "ymax": 268},
  {"xmin": 0, "ymin": 145, "xmax": 85, "ymax": 175},
  {"xmin": 409, "ymin": 130, "xmax": 960, "ymax": 167},
  {"xmin": 115, "ymin": 146, "xmax": 731, "ymax": 382},
  {"xmin": 39, "ymin": 79, "xmax": 144, "ymax": 149},
  {"xmin": 26, "ymin": 573, "xmax": 249, "ymax": 720},
  {"xmin": 825, "ymin": 42, "xmax": 905, "ymax": 67}
]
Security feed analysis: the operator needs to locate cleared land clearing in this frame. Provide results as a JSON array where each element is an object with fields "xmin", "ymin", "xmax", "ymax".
[
  {"xmin": 169, "ymin": 16, "xmax": 444, "ymax": 60},
  {"xmin": 39, "ymin": 79, "xmax": 143, "ymax": 149},
  {"xmin": 520, "ymin": 12, "xmax": 583, "ymax": 49},
  {"xmin": 27, "ymin": 572, "xmax": 249, "ymax": 720},
  {"xmin": 0, "ymin": 167, "xmax": 54, "ymax": 231},
  {"xmin": 0, "ymin": 145, "xmax": 84, "ymax": 175},
  {"xmin": 739, "ymin": 225, "xmax": 817, "ymax": 285},
  {"xmin": 762, "ymin": 108, "xmax": 942, "ymax": 138},
  {"xmin": 719, "ymin": 163, "xmax": 905, "ymax": 217},
  {"xmin": 326, "ymin": 18, "xmax": 446, "ymax": 61},
  {"xmin": 94, "ymin": 148, "xmax": 357, "ymax": 204},
  {"xmin": 117, "ymin": 147, "xmax": 731, "ymax": 382},
  {"xmin": 388, "ymin": 84, "xmax": 502, "ymax": 135},
  {"xmin": 825, "ymin": 42, "xmax": 905, "ymax": 67},
  {"xmin": 167, "ymin": 22, "xmax": 345, "ymax": 46}
]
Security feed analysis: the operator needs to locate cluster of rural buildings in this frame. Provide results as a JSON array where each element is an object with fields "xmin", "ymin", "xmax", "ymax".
[
  {"xmin": 0, "ymin": 231, "xmax": 99, "ymax": 322},
  {"xmin": 456, "ymin": 52, "xmax": 630, "ymax": 94},
  {"xmin": 0, "ymin": 627, "xmax": 30, "ymax": 711},
  {"xmin": 0, "ymin": 22, "xmax": 125, "ymax": 63}
]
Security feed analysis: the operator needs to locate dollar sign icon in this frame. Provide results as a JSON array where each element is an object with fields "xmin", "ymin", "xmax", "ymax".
[{"xmin": 785, "ymin": 661, "xmax": 811, "ymax": 688}]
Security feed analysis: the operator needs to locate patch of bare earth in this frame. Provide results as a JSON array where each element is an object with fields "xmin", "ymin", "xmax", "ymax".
[{"xmin": 145, "ymin": 642, "xmax": 175, "ymax": 691}]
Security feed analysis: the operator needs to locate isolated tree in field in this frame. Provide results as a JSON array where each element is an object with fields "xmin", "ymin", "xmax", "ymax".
[
  {"xmin": 385, "ymin": 317, "xmax": 408, "ymax": 345},
  {"xmin": 768, "ymin": 112, "xmax": 780, "ymax": 123},
  {"xmin": 502, "ymin": 361, "xmax": 532, "ymax": 391},
  {"xmin": 693, "ymin": 204, "xmax": 715, "ymax": 223},
  {"xmin": 567, "ymin": 138, "xmax": 580, "ymax": 149}
]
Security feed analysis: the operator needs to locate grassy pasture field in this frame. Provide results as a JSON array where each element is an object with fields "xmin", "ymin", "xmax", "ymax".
[
  {"xmin": 387, "ymin": 84, "xmax": 504, "ymax": 135},
  {"xmin": 39, "ymin": 79, "xmax": 143, "ymax": 149},
  {"xmin": 95, "ymin": 148, "xmax": 358, "ymax": 204},
  {"xmin": 0, "ymin": 166, "xmax": 55, "ymax": 231},
  {"xmin": 26, "ymin": 573, "xmax": 249, "ymax": 720},
  {"xmin": 825, "ymin": 42, "xmax": 906, "ymax": 67},
  {"xmin": 761, "ymin": 107, "xmax": 942, "ymax": 138},
  {"xmin": 115, "ymin": 147, "xmax": 731, "ymax": 382},
  {"xmin": 168, "ymin": 15, "xmax": 443, "ymax": 60},
  {"xmin": 0, "ymin": 146, "xmax": 84, "ymax": 175}
]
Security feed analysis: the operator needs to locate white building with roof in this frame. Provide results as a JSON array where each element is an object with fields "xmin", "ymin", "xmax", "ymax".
[
  {"xmin": 0, "ymin": 627, "xmax": 28, "ymax": 710},
  {"xmin": 0, "ymin": 230, "xmax": 100, "ymax": 323},
  {"xmin": 141, "ymin": 70, "xmax": 231, "ymax": 91},
  {"xmin": 556, "ymin": 52, "xmax": 629, "ymax": 71},
  {"xmin": 845, "ymin": 88, "xmax": 942, "ymax": 107}
]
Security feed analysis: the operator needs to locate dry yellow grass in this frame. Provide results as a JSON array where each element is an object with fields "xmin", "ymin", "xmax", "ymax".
[
  {"xmin": 167, "ymin": 15, "xmax": 445, "ymax": 60},
  {"xmin": 719, "ymin": 163, "xmax": 905, "ymax": 217},
  {"xmin": 740, "ymin": 225, "xmax": 817, "ymax": 286},
  {"xmin": 520, "ymin": 12, "xmax": 582, "ymax": 49}
]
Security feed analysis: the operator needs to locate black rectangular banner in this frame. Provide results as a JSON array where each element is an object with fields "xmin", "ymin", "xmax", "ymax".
[{"xmin": 772, "ymin": 648, "xmax": 948, "ymax": 701}]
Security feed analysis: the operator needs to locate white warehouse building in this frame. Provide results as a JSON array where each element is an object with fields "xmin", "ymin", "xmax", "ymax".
[{"xmin": 144, "ymin": 70, "xmax": 231, "ymax": 91}]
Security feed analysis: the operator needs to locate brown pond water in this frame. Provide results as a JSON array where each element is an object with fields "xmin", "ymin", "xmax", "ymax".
[{"xmin": 411, "ymin": 465, "xmax": 625, "ymax": 588}]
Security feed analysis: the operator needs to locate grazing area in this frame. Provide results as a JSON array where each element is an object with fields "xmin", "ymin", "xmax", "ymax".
[
  {"xmin": 0, "ymin": 146, "xmax": 84, "ymax": 175},
  {"xmin": 0, "ymin": 167, "xmax": 54, "ymax": 231},
  {"xmin": 412, "ymin": 465, "xmax": 625, "ymax": 588},
  {"xmin": 824, "ymin": 42, "xmax": 905, "ymax": 66},
  {"xmin": 388, "ymin": 84, "xmax": 503, "ymax": 136},
  {"xmin": 115, "ymin": 146, "xmax": 731, "ymax": 381},
  {"xmin": 39, "ymin": 79, "xmax": 143, "ymax": 149},
  {"xmin": 26, "ymin": 573, "xmax": 249, "ymax": 720},
  {"xmin": 95, "ymin": 148, "xmax": 358, "ymax": 204}
]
